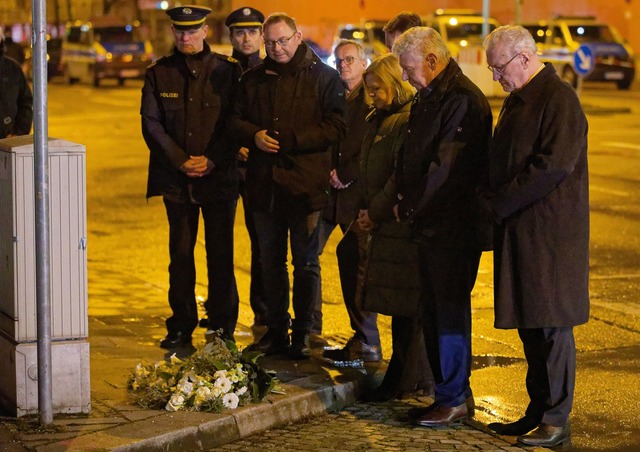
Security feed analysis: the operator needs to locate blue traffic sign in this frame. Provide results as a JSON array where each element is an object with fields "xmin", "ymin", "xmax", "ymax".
[{"xmin": 573, "ymin": 45, "xmax": 594, "ymax": 76}]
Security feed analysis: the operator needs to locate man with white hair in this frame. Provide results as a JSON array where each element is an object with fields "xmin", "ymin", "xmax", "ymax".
[
  {"xmin": 481, "ymin": 25, "xmax": 589, "ymax": 450},
  {"xmin": 392, "ymin": 27, "xmax": 493, "ymax": 427}
]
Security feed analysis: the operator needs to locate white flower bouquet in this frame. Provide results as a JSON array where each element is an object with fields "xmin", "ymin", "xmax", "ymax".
[{"xmin": 128, "ymin": 332, "xmax": 277, "ymax": 412}]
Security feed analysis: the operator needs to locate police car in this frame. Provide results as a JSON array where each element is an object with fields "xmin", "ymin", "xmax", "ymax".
[
  {"xmin": 61, "ymin": 17, "xmax": 154, "ymax": 87},
  {"xmin": 522, "ymin": 16, "xmax": 635, "ymax": 90}
]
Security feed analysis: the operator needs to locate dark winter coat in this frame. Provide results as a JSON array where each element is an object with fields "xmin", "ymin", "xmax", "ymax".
[
  {"xmin": 0, "ymin": 54, "xmax": 32, "ymax": 138},
  {"xmin": 359, "ymin": 100, "xmax": 421, "ymax": 317},
  {"xmin": 324, "ymin": 82, "xmax": 372, "ymax": 225},
  {"xmin": 488, "ymin": 63, "xmax": 590, "ymax": 329},
  {"xmin": 229, "ymin": 42, "xmax": 347, "ymax": 215},
  {"xmin": 141, "ymin": 43, "xmax": 242, "ymax": 203},
  {"xmin": 396, "ymin": 60, "xmax": 493, "ymax": 251}
]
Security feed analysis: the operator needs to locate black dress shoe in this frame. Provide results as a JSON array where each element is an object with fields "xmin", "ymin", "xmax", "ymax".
[
  {"xmin": 414, "ymin": 402, "xmax": 468, "ymax": 427},
  {"xmin": 244, "ymin": 329, "xmax": 290, "ymax": 355},
  {"xmin": 517, "ymin": 423, "xmax": 571, "ymax": 450},
  {"xmin": 488, "ymin": 415, "xmax": 540, "ymax": 436},
  {"xmin": 288, "ymin": 331, "xmax": 310, "ymax": 360},
  {"xmin": 408, "ymin": 397, "xmax": 475, "ymax": 419},
  {"xmin": 160, "ymin": 331, "xmax": 192, "ymax": 349}
]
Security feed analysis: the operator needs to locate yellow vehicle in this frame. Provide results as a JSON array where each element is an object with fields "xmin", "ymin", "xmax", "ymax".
[
  {"xmin": 61, "ymin": 18, "xmax": 153, "ymax": 87},
  {"xmin": 422, "ymin": 9, "xmax": 500, "ymax": 59}
]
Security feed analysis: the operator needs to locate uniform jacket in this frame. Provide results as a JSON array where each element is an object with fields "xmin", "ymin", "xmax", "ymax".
[
  {"xmin": 229, "ymin": 42, "xmax": 347, "ymax": 214},
  {"xmin": 141, "ymin": 42, "xmax": 242, "ymax": 203},
  {"xmin": 396, "ymin": 60, "xmax": 493, "ymax": 250},
  {"xmin": 488, "ymin": 63, "xmax": 590, "ymax": 329},
  {"xmin": 0, "ymin": 55, "xmax": 33, "ymax": 138},
  {"xmin": 359, "ymin": 100, "xmax": 420, "ymax": 317},
  {"xmin": 324, "ymin": 82, "xmax": 371, "ymax": 225}
]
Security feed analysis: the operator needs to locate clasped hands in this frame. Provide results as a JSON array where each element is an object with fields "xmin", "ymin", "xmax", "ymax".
[{"xmin": 180, "ymin": 155, "xmax": 214, "ymax": 177}]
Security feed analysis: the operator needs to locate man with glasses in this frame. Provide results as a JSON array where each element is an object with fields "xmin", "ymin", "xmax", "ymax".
[
  {"xmin": 316, "ymin": 39, "xmax": 382, "ymax": 364},
  {"xmin": 481, "ymin": 26, "xmax": 589, "ymax": 450},
  {"xmin": 141, "ymin": 5, "xmax": 242, "ymax": 349},
  {"xmin": 392, "ymin": 27, "xmax": 493, "ymax": 426},
  {"xmin": 230, "ymin": 13, "xmax": 346, "ymax": 360}
]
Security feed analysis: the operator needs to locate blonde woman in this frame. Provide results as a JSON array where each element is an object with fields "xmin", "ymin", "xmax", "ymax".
[{"xmin": 356, "ymin": 53, "xmax": 433, "ymax": 401}]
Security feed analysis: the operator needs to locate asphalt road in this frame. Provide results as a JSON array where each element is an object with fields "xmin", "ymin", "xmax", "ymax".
[{"xmin": 44, "ymin": 78, "xmax": 640, "ymax": 451}]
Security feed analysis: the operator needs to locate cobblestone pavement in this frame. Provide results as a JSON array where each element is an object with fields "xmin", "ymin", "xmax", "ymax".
[{"xmin": 217, "ymin": 398, "xmax": 528, "ymax": 451}]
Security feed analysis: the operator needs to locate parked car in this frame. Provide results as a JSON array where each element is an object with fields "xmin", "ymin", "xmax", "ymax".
[
  {"xmin": 522, "ymin": 16, "xmax": 635, "ymax": 90},
  {"xmin": 328, "ymin": 20, "xmax": 388, "ymax": 67},
  {"xmin": 24, "ymin": 36, "xmax": 63, "ymax": 81},
  {"xmin": 422, "ymin": 9, "xmax": 500, "ymax": 59},
  {"xmin": 61, "ymin": 18, "xmax": 154, "ymax": 87}
]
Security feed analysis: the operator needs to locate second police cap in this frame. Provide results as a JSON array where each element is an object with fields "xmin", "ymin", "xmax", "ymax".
[
  {"xmin": 166, "ymin": 5, "xmax": 212, "ymax": 30},
  {"xmin": 225, "ymin": 7, "xmax": 265, "ymax": 29}
]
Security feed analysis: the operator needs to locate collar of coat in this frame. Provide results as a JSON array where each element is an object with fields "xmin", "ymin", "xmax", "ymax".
[
  {"xmin": 366, "ymin": 97, "xmax": 412, "ymax": 123},
  {"xmin": 262, "ymin": 41, "xmax": 318, "ymax": 76},
  {"xmin": 506, "ymin": 63, "xmax": 556, "ymax": 105},
  {"xmin": 416, "ymin": 59, "xmax": 462, "ymax": 104}
]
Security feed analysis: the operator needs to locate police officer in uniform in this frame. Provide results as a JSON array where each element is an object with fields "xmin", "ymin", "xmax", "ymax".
[
  {"xmin": 141, "ymin": 5, "xmax": 242, "ymax": 349},
  {"xmin": 221, "ymin": 7, "xmax": 269, "ymax": 341},
  {"xmin": 225, "ymin": 7, "xmax": 264, "ymax": 71}
]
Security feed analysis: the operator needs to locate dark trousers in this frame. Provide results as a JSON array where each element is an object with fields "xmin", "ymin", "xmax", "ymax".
[
  {"xmin": 239, "ymin": 180, "xmax": 267, "ymax": 325},
  {"xmin": 315, "ymin": 219, "xmax": 380, "ymax": 345},
  {"xmin": 418, "ymin": 246, "xmax": 481, "ymax": 407},
  {"xmin": 163, "ymin": 197, "xmax": 239, "ymax": 338},
  {"xmin": 253, "ymin": 209, "xmax": 322, "ymax": 334},
  {"xmin": 519, "ymin": 327, "xmax": 576, "ymax": 426},
  {"xmin": 378, "ymin": 315, "xmax": 433, "ymax": 395}
]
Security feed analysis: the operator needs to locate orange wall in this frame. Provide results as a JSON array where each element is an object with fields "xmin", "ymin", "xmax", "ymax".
[{"xmin": 233, "ymin": 0, "xmax": 639, "ymax": 53}]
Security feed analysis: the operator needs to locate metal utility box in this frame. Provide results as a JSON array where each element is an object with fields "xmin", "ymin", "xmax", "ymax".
[{"xmin": 0, "ymin": 136, "xmax": 90, "ymax": 416}]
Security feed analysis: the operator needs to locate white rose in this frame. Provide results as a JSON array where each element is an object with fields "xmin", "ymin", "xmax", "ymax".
[{"xmin": 166, "ymin": 394, "xmax": 185, "ymax": 411}]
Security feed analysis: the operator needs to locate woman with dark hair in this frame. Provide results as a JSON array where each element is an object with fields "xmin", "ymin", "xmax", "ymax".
[{"xmin": 357, "ymin": 53, "xmax": 433, "ymax": 401}]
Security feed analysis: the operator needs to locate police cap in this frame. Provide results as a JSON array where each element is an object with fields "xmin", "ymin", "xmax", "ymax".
[
  {"xmin": 166, "ymin": 5, "xmax": 212, "ymax": 30},
  {"xmin": 225, "ymin": 7, "xmax": 265, "ymax": 29}
]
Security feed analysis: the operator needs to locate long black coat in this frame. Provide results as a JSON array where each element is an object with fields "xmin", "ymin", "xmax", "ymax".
[
  {"xmin": 396, "ymin": 60, "xmax": 493, "ymax": 251},
  {"xmin": 229, "ymin": 42, "xmax": 346, "ymax": 215},
  {"xmin": 489, "ymin": 63, "xmax": 590, "ymax": 329},
  {"xmin": 360, "ymin": 100, "xmax": 421, "ymax": 318},
  {"xmin": 141, "ymin": 43, "xmax": 241, "ymax": 203},
  {"xmin": 0, "ymin": 55, "xmax": 32, "ymax": 138}
]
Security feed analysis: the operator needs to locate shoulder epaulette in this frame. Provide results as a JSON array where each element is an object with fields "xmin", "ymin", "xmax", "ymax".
[{"xmin": 213, "ymin": 53, "xmax": 239, "ymax": 64}]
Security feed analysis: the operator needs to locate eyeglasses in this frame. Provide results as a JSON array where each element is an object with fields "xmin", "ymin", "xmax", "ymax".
[
  {"xmin": 264, "ymin": 32, "xmax": 297, "ymax": 49},
  {"xmin": 487, "ymin": 52, "xmax": 521, "ymax": 75},
  {"xmin": 335, "ymin": 56, "xmax": 359, "ymax": 67}
]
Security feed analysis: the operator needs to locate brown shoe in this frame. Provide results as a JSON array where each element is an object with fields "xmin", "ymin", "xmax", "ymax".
[
  {"xmin": 408, "ymin": 396, "xmax": 475, "ymax": 419},
  {"xmin": 414, "ymin": 402, "xmax": 468, "ymax": 427}
]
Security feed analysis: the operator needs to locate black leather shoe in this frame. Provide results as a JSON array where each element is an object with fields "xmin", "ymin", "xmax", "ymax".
[
  {"xmin": 517, "ymin": 423, "xmax": 571, "ymax": 449},
  {"xmin": 322, "ymin": 337, "xmax": 382, "ymax": 362},
  {"xmin": 408, "ymin": 397, "xmax": 475, "ymax": 419},
  {"xmin": 488, "ymin": 415, "xmax": 540, "ymax": 436},
  {"xmin": 160, "ymin": 331, "xmax": 192, "ymax": 349},
  {"xmin": 288, "ymin": 331, "xmax": 310, "ymax": 360},
  {"xmin": 244, "ymin": 329, "xmax": 290, "ymax": 355},
  {"xmin": 414, "ymin": 402, "xmax": 468, "ymax": 427}
]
